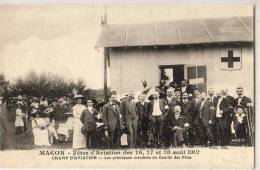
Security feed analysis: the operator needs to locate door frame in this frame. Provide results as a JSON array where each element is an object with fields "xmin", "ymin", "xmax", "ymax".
[{"xmin": 158, "ymin": 64, "xmax": 185, "ymax": 83}]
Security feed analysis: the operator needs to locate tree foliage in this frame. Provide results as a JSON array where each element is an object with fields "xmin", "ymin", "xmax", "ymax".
[{"xmin": 8, "ymin": 71, "xmax": 86, "ymax": 98}]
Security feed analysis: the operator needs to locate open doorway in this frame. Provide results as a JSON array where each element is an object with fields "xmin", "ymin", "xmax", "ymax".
[
  {"xmin": 159, "ymin": 64, "xmax": 207, "ymax": 92},
  {"xmin": 159, "ymin": 65, "xmax": 184, "ymax": 87}
]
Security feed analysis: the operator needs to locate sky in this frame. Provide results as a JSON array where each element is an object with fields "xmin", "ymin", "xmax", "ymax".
[{"xmin": 0, "ymin": 4, "xmax": 252, "ymax": 89}]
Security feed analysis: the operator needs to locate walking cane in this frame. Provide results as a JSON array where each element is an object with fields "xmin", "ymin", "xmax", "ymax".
[{"xmin": 246, "ymin": 103, "xmax": 254, "ymax": 146}]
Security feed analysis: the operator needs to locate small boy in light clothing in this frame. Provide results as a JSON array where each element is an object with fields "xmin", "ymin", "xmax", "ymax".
[{"xmin": 233, "ymin": 105, "xmax": 248, "ymax": 145}]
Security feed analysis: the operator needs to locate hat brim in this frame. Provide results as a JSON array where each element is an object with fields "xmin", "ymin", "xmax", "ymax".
[
  {"xmin": 234, "ymin": 105, "xmax": 245, "ymax": 111},
  {"xmin": 74, "ymin": 95, "xmax": 84, "ymax": 99},
  {"xmin": 65, "ymin": 112, "xmax": 73, "ymax": 115}
]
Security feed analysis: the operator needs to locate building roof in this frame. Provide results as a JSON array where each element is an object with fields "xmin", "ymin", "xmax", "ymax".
[{"xmin": 96, "ymin": 16, "xmax": 253, "ymax": 48}]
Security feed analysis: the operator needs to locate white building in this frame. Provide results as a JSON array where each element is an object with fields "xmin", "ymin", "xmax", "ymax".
[{"xmin": 97, "ymin": 16, "xmax": 253, "ymax": 98}]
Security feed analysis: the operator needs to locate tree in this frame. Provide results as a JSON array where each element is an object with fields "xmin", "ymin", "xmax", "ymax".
[
  {"xmin": 8, "ymin": 71, "xmax": 87, "ymax": 99},
  {"xmin": 0, "ymin": 74, "xmax": 9, "ymax": 97}
]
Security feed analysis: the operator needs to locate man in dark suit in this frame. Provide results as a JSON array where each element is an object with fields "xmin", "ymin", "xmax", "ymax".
[
  {"xmin": 213, "ymin": 89, "xmax": 234, "ymax": 148},
  {"xmin": 148, "ymin": 91, "xmax": 167, "ymax": 147},
  {"xmin": 174, "ymin": 89, "xmax": 182, "ymax": 105},
  {"xmin": 164, "ymin": 88, "xmax": 177, "ymax": 147},
  {"xmin": 208, "ymin": 88, "xmax": 218, "ymax": 104},
  {"xmin": 165, "ymin": 88, "xmax": 178, "ymax": 112},
  {"xmin": 194, "ymin": 92, "xmax": 215, "ymax": 146},
  {"xmin": 136, "ymin": 94, "xmax": 150, "ymax": 147},
  {"xmin": 120, "ymin": 92, "xmax": 139, "ymax": 148},
  {"xmin": 191, "ymin": 89, "xmax": 202, "ymax": 144},
  {"xmin": 191, "ymin": 89, "xmax": 201, "ymax": 108},
  {"xmin": 221, "ymin": 88, "xmax": 235, "ymax": 145},
  {"xmin": 222, "ymin": 88, "xmax": 235, "ymax": 107},
  {"xmin": 80, "ymin": 99, "xmax": 99, "ymax": 148},
  {"xmin": 102, "ymin": 93, "xmax": 123, "ymax": 149},
  {"xmin": 180, "ymin": 79, "xmax": 193, "ymax": 96},
  {"xmin": 181, "ymin": 92, "xmax": 194, "ymax": 124},
  {"xmin": 180, "ymin": 92, "xmax": 195, "ymax": 145},
  {"xmin": 234, "ymin": 87, "xmax": 253, "ymax": 146},
  {"xmin": 165, "ymin": 105, "xmax": 190, "ymax": 147},
  {"xmin": 156, "ymin": 79, "xmax": 168, "ymax": 99},
  {"xmin": 0, "ymin": 99, "xmax": 8, "ymax": 150},
  {"xmin": 207, "ymin": 88, "xmax": 218, "ymax": 146},
  {"xmin": 234, "ymin": 87, "xmax": 252, "ymax": 108}
]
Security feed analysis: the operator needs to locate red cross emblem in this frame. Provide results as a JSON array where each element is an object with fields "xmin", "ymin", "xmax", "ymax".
[{"xmin": 219, "ymin": 48, "xmax": 242, "ymax": 70}]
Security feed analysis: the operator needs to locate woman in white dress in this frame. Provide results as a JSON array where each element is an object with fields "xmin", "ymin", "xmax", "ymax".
[
  {"xmin": 31, "ymin": 108, "xmax": 51, "ymax": 146},
  {"xmin": 72, "ymin": 95, "xmax": 86, "ymax": 149}
]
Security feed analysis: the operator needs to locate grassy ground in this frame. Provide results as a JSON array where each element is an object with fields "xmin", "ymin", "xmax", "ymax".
[
  {"xmin": 5, "ymin": 121, "xmax": 72, "ymax": 150},
  {"xmin": 3, "ymin": 121, "xmax": 252, "ymax": 150}
]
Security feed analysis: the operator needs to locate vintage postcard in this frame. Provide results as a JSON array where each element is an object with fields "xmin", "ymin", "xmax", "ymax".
[{"xmin": 0, "ymin": 1, "xmax": 255, "ymax": 169}]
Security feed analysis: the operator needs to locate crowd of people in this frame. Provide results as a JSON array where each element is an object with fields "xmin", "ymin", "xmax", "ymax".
[
  {"xmin": 10, "ymin": 95, "xmax": 74, "ymax": 145},
  {"xmin": 0, "ymin": 79, "xmax": 254, "ymax": 149},
  {"xmin": 100, "ymin": 82, "xmax": 254, "ymax": 149}
]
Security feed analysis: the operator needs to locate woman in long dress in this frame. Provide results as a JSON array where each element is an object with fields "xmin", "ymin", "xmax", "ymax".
[
  {"xmin": 31, "ymin": 108, "xmax": 51, "ymax": 146},
  {"xmin": 72, "ymin": 95, "xmax": 86, "ymax": 149}
]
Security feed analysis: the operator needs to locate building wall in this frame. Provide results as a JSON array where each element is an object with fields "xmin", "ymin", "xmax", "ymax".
[{"xmin": 109, "ymin": 44, "xmax": 254, "ymax": 98}]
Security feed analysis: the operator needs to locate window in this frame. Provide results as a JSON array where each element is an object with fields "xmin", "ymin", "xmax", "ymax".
[{"xmin": 186, "ymin": 65, "xmax": 207, "ymax": 93}]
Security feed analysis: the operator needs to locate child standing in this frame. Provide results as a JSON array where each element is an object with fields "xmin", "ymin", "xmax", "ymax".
[
  {"xmin": 233, "ymin": 105, "xmax": 248, "ymax": 145},
  {"xmin": 15, "ymin": 103, "xmax": 24, "ymax": 135}
]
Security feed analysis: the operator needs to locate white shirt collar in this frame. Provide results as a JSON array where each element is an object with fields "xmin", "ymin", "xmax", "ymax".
[{"xmin": 167, "ymin": 96, "xmax": 173, "ymax": 101}]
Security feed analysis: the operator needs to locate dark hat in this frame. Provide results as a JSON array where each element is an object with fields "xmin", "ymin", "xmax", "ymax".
[
  {"xmin": 234, "ymin": 105, "xmax": 244, "ymax": 111},
  {"xmin": 17, "ymin": 102, "xmax": 23, "ymax": 106},
  {"xmin": 174, "ymin": 88, "xmax": 181, "ymax": 92}
]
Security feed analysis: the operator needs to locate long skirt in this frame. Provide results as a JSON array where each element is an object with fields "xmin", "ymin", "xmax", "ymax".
[
  {"xmin": 33, "ymin": 128, "xmax": 51, "ymax": 146},
  {"xmin": 72, "ymin": 118, "xmax": 86, "ymax": 149}
]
